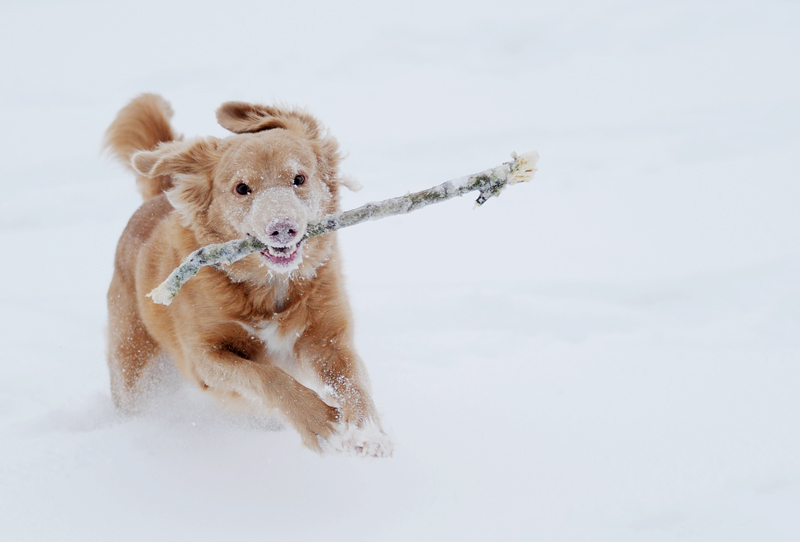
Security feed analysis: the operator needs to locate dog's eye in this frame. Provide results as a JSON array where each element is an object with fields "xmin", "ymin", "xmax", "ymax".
[
  {"xmin": 234, "ymin": 183, "xmax": 251, "ymax": 195},
  {"xmin": 293, "ymin": 174, "xmax": 306, "ymax": 187}
]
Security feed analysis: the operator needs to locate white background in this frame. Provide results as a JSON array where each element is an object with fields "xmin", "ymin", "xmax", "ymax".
[{"xmin": 1, "ymin": 0, "xmax": 798, "ymax": 540}]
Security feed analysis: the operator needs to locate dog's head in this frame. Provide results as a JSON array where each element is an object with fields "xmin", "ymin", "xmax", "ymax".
[{"xmin": 131, "ymin": 102, "xmax": 342, "ymax": 278}]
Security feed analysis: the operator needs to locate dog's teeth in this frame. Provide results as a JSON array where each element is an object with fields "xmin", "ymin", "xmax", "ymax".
[{"xmin": 266, "ymin": 244, "xmax": 299, "ymax": 259}]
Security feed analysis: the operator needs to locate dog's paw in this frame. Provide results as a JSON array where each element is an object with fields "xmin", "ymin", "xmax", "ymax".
[
  {"xmin": 320, "ymin": 418, "xmax": 393, "ymax": 458},
  {"xmin": 289, "ymin": 390, "xmax": 342, "ymax": 453}
]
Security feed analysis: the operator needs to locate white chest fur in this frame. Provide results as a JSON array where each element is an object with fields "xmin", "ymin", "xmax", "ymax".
[{"xmin": 256, "ymin": 321, "xmax": 298, "ymax": 370}]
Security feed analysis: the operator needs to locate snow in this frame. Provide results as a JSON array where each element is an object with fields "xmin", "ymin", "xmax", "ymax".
[{"xmin": 1, "ymin": 0, "xmax": 799, "ymax": 540}]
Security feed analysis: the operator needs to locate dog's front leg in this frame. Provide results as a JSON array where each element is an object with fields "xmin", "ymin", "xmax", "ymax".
[
  {"xmin": 295, "ymin": 327, "xmax": 393, "ymax": 457},
  {"xmin": 186, "ymin": 340, "xmax": 340, "ymax": 452},
  {"xmin": 295, "ymin": 330, "xmax": 374, "ymax": 424}
]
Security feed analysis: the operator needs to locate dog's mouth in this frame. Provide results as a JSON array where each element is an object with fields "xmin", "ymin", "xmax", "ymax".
[{"xmin": 259, "ymin": 240, "xmax": 304, "ymax": 271}]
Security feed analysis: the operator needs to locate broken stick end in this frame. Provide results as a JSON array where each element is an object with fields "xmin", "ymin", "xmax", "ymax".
[
  {"xmin": 508, "ymin": 150, "xmax": 539, "ymax": 185},
  {"xmin": 146, "ymin": 284, "xmax": 175, "ymax": 306}
]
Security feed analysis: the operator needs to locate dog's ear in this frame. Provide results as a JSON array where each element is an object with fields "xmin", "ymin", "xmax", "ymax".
[
  {"xmin": 311, "ymin": 136, "xmax": 342, "ymax": 190},
  {"xmin": 216, "ymin": 101, "xmax": 322, "ymax": 139},
  {"xmin": 131, "ymin": 137, "xmax": 222, "ymax": 178},
  {"xmin": 132, "ymin": 138, "xmax": 222, "ymax": 225}
]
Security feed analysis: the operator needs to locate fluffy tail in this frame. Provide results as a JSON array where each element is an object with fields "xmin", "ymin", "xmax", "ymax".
[{"xmin": 104, "ymin": 94, "xmax": 178, "ymax": 200}]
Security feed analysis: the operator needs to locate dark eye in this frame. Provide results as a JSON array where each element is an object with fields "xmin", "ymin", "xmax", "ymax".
[
  {"xmin": 293, "ymin": 174, "xmax": 306, "ymax": 187},
  {"xmin": 234, "ymin": 183, "xmax": 251, "ymax": 195}
]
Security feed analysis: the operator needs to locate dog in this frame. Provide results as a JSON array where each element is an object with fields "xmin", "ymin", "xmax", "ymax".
[{"xmin": 104, "ymin": 94, "xmax": 391, "ymax": 457}]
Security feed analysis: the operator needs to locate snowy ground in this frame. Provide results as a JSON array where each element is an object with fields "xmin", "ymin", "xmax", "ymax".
[{"xmin": 1, "ymin": 0, "xmax": 799, "ymax": 540}]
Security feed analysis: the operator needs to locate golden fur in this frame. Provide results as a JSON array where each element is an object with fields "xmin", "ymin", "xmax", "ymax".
[{"xmin": 105, "ymin": 94, "xmax": 389, "ymax": 455}]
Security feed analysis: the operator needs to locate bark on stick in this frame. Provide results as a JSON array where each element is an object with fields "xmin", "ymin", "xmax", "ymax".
[{"xmin": 147, "ymin": 150, "xmax": 539, "ymax": 305}]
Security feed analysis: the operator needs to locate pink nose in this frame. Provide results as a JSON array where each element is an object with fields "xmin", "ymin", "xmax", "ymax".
[{"xmin": 267, "ymin": 218, "xmax": 300, "ymax": 245}]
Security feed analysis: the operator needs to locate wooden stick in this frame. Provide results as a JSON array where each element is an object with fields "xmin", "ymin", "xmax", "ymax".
[{"xmin": 148, "ymin": 151, "xmax": 539, "ymax": 305}]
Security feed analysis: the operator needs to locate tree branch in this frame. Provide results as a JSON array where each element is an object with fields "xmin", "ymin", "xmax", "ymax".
[{"xmin": 147, "ymin": 150, "xmax": 538, "ymax": 305}]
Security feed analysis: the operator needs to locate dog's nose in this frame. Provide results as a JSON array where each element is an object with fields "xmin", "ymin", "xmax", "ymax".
[{"xmin": 266, "ymin": 218, "xmax": 301, "ymax": 245}]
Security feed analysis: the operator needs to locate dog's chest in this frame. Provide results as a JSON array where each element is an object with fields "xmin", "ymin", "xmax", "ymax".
[{"xmin": 254, "ymin": 321, "xmax": 297, "ymax": 367}]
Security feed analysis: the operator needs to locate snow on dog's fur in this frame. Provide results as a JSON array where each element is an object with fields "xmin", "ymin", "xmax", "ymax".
[{"xmin": 104, "ymin": 94, "xmax": 391, "ymax": 456}]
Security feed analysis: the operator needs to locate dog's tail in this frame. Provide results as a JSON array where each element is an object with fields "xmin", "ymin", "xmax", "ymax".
[{"xmin": 104, "ymin": 94, "xmax": 179, "ymax": 200}]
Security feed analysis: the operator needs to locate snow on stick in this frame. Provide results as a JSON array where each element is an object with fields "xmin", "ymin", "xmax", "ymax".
[
  {"xmin": 146, "ymin": 236, "xmax": 267, "ymax": 305},
  {"xmin": 147, "ymin": 151, "xmax": 539, "ymax": 305}
]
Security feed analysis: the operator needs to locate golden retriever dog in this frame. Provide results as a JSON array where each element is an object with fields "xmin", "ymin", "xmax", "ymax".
[{"xmin": 104, "ymin": 94, "xmax": 391, "ymax": 457}]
